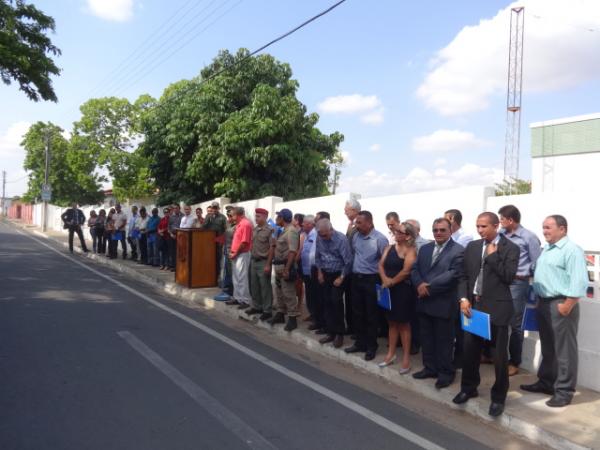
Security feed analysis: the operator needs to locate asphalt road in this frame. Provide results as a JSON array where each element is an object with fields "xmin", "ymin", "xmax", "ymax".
[{"xmin": 0, "ymin": 222, "xmax": 496, "ymax": 450}]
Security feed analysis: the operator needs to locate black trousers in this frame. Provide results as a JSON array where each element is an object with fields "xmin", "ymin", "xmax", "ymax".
[
  {"xmin": 127, "ymin": 235, "xmax": 138, "ymax": 258},
  {"xmin": 343, "ymin": 276, "xmax": 354, "ymax": 333},
  {"xmin": 304, "ymin": 267, "xmax": 325, "ymax": 329},
  {"xmin": 322, "ymin": 271, "xmax": 345, "ymax": 336},
  {"xmin": 68, "ymin": 226, "xmax": 87, "ymax": 252},
  {"xmin": 351, "ymin": 273, "xmax": 380, "ymax": 352},
  {"xmin": 117, "ymin": 232, "xmax": 127, "ymax": 258},
  {"xmin": 167, "ymin": 238, "xmax": 177, "ymax": 269},
  {"xmin": 419, "ymin": 313, "xmax": 455, "ymax": 382},
  {"xmin": 453, "ymin": 310, "xmax": 464, "ymax": 366},
  {"xmin": 97, "ymin": 228, "xmax": 106, "ymax": 254},
  {"xmin": 461, "ymin": 324, "xmax": 509, "ymax": 403},
  {"xmin": 139, "ymin": 234, "xmax": 148, "ymax": 263}
]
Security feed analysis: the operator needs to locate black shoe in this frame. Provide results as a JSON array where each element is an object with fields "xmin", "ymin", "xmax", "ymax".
[
  {"xmin": 412, "ymin": 369, "xmax": 438, "ymax": 380},
  {"xmin": 319, "ymin": 335, "xmax": 335, "ymax": 344},
  {"xmin": 259, "ymin": 312, "xmax": 272, "ymax": 321},
  {"xmin": 546, "ymin": 395, "xmax": 571, "ymax": 407},
  {"xmin": 333, "ymin": 335, "xmax": 344, "ymax": 348},
  {"xmin": 315, "ymin": 328, "xmax": 327, "ymax": 335},
  {"xmin": 284, "ymin": 317, "xmax": 297, "ymax": 332},
  {"xmin": 245, "ymin": 308, "xmax": 262, "ymax": 315},
  {"xmin": 452, "ymin": 390, "xmax": 479, "ymax": 404},
  {"xmin": 225, "ymin": 299, "xmax": 239, "ymax": 306},
  {"xmin": 488, "ymin": 402, "xmax": 505, "ymax": 417},
  {"xmin": 410, "ymin": 345, "xmax": 420, "ymax": 355},
  {"xmin": 364, "ymin": 350, "xmax": 376, "ymax": 361},
  {"xmin": 520, "ymin": 382, "xmax": 554, "ymax": 396},
  {"xmin": 307, "ymin": 323, "xmax": 320, "ymax": 331},
  {"xmin": 435, "ymin": 379, "xmax": 453, "ymax": 389},
  {"xmin": 237, "ymin": 303, "xmax": 250, "ymax": 310},
  {"xmin": 268, "ymin": 312, "xmax": 285, "ymax": 325},
  {"xmin": 350, "ymin": 334, "xmax": 357, "ymax": 340},
  {"xmin": 82, "ymin": 249, "xmax": 89, "ymax": 253},
  {"xmin": 344, "ymin": 344, "xmax": 365, "ymax": 354}
]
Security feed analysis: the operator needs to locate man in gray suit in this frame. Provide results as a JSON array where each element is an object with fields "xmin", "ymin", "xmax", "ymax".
[{"xmin": 411, "ymin": 218, "xmax": 464, "ymax": 388}]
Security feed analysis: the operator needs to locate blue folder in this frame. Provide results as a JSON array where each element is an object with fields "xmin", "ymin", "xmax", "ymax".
[
  {"xmin": 376, "ymin": 284, "xmax": 392, "ymax": 311},
  {"xmin": 111, "ymin": 231, "xmax": 123, "ymax": 241},
  {"xmin": 522, "ymin": 306, "xmax": 539, "ymax": 332},
  {"xmin": 461, "ymin": 310, "xmax": 491, "ymax": 340}
]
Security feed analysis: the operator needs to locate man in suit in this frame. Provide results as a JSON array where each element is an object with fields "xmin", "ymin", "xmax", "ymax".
[
  {"xmin": 61, "ymin": 202, "xmax": 89, "ymax": 254},
  {"xmin": 452, "ymin": 212, "xmax": 519, "ymax": 417},
  {"xmin": 411, "ymin": 218, "xmax": 464, "ymax": 388}
]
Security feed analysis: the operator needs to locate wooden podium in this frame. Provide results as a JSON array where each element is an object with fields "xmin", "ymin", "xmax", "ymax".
[{"xmin": 175, "ymin": 229, "xmax": 218, "ymax": 288}]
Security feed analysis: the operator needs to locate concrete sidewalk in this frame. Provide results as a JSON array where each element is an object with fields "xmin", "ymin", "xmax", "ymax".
[{"xmin": 8, "ymin": 219, "xmax": 600, "ymax": 450}]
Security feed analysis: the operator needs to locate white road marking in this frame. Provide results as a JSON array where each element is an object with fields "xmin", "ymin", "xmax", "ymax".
[
  {"xmin": 118, "ymin": 331, "xmax": 277, "ymax": 450},
  {"xmin": 12, "ymin": 225, "xmax": 447, "ymax": 450}
]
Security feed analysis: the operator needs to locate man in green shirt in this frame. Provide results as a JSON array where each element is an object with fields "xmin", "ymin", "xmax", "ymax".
[{"xmin": 522, "ymin": 215, "xmax": 589, "ymax": 407}]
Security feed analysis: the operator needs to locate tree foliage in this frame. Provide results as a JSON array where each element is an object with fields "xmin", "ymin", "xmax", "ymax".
[
  {"xmin": 495, "ymin": 178, "xmax": 532, "ymax": 196},
  {"xmin": 21, "ymin": 122, "xmax": 103, "ymax": 206},
  {"xmin": 139, "ymin": 48, "xmax": 344, "ymax": 204},
  {"xmin": 0, "ymin": 0, "xmax": 61, "ymax": 102},
  {"xmin": 72, "ymin": 96, "xmax": 156, "ymax": 200}
]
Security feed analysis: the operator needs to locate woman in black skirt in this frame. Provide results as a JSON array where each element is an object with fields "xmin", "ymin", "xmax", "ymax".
[{"xmin": 377, "ymin": 221, "xmax": 417, "ymax": 373}]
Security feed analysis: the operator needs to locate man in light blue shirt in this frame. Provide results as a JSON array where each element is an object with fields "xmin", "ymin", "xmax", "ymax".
[
  {"xmin": 498, "ymin": 204, "xmax": 542, "ymax": 376},
  {"xmin": 521, "ymin": 215, "xmax": 589, "ymax": 408},
  {"xmin": 445, "ymin": 209, "xmax": 473, "ymax": 248},
  {"xmin": 344, "ymin": 211, "xmax": 388, "ymax": 361},
  {"xmin": 300, "ymin": 216, "xmax": 323, "ymax": 332}
]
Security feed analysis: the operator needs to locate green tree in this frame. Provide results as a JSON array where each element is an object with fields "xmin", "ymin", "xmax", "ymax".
[
  {"xmin": 139, "ymin": 48, "xmax": 343, "ymax": 204},
  {"xmin": 72, "ymin": 96, "xmax": 156, "ymax": 200},
  {"xmin": 0, "ymin": 0, "xmax": 61, "ymax": 102},
  {"xmin": 21, "ymin": 122, "xmax": 103, "ymax": 205},
  {"xmin": 495, "ymin": 178, "xmax": 532, "ymax": 196}
]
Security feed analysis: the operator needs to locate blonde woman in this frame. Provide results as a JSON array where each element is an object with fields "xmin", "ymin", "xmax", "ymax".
[{"xmin": 377, "ymin": 222, "xmax": 418, "ymax": 373}]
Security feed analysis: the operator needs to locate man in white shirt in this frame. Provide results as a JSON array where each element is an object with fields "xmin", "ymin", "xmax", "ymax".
[
  {"xmin": 385, "ymin": 211, "xmax": 400, "ymax": 245},
  {"xmin": 127, "ymin": 205, "xmax": 139, "ymax": 260},
  {"xmin": 445, "ymin": 209, "xmax": 473, "ymax": 248},
  {"xmin": 406, "ymin": 219, "xmax": 430, "ymax": 252},
  {"xmin": 113, "ymin": 203, "xmax": 128, "ymax": 259},
  {"xmin": 179, "ymin": 205, "xmax": 195, "ymax": 229}
]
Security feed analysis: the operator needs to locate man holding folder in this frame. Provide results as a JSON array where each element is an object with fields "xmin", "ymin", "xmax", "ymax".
[{"xmin": 452, "ymin": 212, "xmax": 519, "ymax": 417}]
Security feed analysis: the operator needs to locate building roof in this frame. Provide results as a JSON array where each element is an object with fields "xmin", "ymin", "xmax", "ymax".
[{"xmin": 530, "ymin": 112, "xmax": 600, "ymax": 128}]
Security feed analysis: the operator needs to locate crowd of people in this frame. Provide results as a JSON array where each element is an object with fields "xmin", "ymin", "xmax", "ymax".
[{"xmin": 61, "ymin": 199, "xmax": 589, "ymax": 417}]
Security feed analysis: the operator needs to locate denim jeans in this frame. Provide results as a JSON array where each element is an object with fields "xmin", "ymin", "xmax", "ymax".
[
  {"xmin": 509, "ymin": 279, "xmax": 530, "ymax": 366},
  {"xmin": 147, "ymin": 233, "xmax": 159, "ymax": 266}
]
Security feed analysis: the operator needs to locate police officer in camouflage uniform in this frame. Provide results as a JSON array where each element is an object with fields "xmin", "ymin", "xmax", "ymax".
[{"xmin": 268, "ymin": 208, "xmax": 300, "ymax": 331}]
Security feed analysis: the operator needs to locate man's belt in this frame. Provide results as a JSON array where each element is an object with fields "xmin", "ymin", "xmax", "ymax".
[
  {"xmin": 352, "ymin": 273, "xmax": 378, "ymax": 279},
  {"xmin": 514, "ymin": 275, "xmax": 529, "ymax": 281},
  {"xmin": 540, "ymin": 295, "xmax": 565, "ymax": 301},
  {"xmin": 252, "ymin": 256, "xmax": 267, "ymax": 261}
]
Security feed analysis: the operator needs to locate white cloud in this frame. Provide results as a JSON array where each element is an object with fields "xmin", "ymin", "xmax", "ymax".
[
  {"xmin": 341, "ymin": 150, "xmax": 352, "ymax": 164},
  {"xmin": 317, "ymin": 94, "xmax": 384, "ymax": 125},
  {"xmin": 417, "ymin": 0, "xmax": 600, "ymax": 116},
  {"xmin": 0, "ymin": 121, "xmax": 31, "ymax": 196},
  {"xmin": 433, "ymin": 157, "xmax": 447, "ymax": 167},
  {"xmin": 0, "ymin": 121, "xmax": 30, "ymax": 156},
  {"xmin": 338, "ymin": 163, "xmax": 503, "ymax": 197},
  {"xmin": 369, "ymin": 144, "xmax": 381, "ymax": 152},
  {"xmin": 412, "ymin": 129, "xmax": 491, "ymax": 153},
  {"xmin": 87, "ymin": 0, "xmax": 135, "ymax": 22}
]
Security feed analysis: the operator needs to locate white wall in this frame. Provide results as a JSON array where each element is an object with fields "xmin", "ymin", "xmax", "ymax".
[{"xmin": 532, "ymin": 152, "xmax": 600, "ymax": 194}]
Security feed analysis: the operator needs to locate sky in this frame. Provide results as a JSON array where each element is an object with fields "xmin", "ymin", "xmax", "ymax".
[{"xmin": 2, "ymin": 0, "xmax": 600, "ymax": 199}]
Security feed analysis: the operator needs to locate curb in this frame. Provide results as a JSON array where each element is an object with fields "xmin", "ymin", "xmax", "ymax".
[{"xmin": 17, "ymin": 223, "xmax": 592, "ymax": 450}]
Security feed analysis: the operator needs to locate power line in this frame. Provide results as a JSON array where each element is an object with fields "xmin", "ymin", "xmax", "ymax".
[
  {"xmin": 5, "ymin": 175, "xmax": 28, "ymax": 183},
  {"xmin": 113, "ymin": 0, "xmax": 243, "ymax": 97},
  {"xmin": 88, "ymin": 0, "xmax": 209, "ymax": 98},
  {"xmin": 153, "ymin": 0, "xmax": 348, "ymax": 113}
]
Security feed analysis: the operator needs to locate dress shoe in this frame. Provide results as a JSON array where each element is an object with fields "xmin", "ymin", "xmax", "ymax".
[
  {"xmin": 245, "ymin": 308, "xmax": 262, "ymax": 315},
  {"xmin": 350, "ymin": 334, "xmax": 357, "ymax": 340},
  {"xmin": 333, "ymin": 335, "xmax": 344, "ymax": 348},
  {"xmin": 480, "ymin": 354, "xmax": 493, "ymax": 364},
  {"xmin": 364, "ymin": 350, "xmax": 376, "ymax": 361},
  {"xmin": 237, "ymin": 303, "xmax": 250, "ymax": 310},
  {"xmin": 259, "ymin": 312, "xmax": 272, "ymax": 321},
  {"xmin": 319, "ymin": 335, "xmax": 335, "ymax": 344},
  {"xmin": 546, "ymin": 396, "xmax": 571, "ymax": 407},
  {"xmin": 412, "ymin": 369, "xmax": 438, "ymax": 380},
  {"xmin": 377, "ymin": 355, "xmax": 397, "ymax": 368},
  {"xmin": 452, "ymin": 390, "xmax": 478, "ymax": 404},
  {"xmin": 268, "ymin": 312, "xmax": 285, "ymax": 325},
  {"xmin": 520, "ymin": 382, "xmax": 554, "ymax": 396},
  {"xmin": 508, "ymin": 364, "xmax": 519, "ymax": 376},
  {"xmin": 284, "ymin": 317, "xmax": 297, "ymax": 332},
  {"xmin": 399, "ymin": 366, "xmax": 411, "ymax": 375},
  {"xmin": 307, "ymin": 323, "xmax": 320, "ymax": 331},
  {"xmin": 344, "ymin": 344, "xmax": 365, "ymax": 354},
  {"xmin": 315, "ymin": 328, "xmax": 327, "ymax": 335},
  {"xmin": 488, "ymin": 402, "xmax": 505, "ymax": 417},
  {"xmin": 225, "ymin": 299, "xmax": 239, "ymax": 306},
  {"xmin": 435, "ymin": 379, "xmax": 453, "ymax": 389}
]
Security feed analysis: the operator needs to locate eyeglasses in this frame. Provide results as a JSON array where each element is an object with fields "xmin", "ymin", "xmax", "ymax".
[
  {"xmin": 395, "ymin": 230, "xmax": 408, "ymax": 235},
  {"xmin": 432, "ymin": 228, "xmax": 448, "ymax": 233}
]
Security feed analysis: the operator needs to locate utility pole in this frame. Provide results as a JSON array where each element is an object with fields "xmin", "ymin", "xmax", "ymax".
[
  {"xmin": 503, "ymin": 6, "xmax": 525, "ymax": 195},
  {"xmin": 1, "ymin": 170, "xmax": 5, "ymax": 217}
]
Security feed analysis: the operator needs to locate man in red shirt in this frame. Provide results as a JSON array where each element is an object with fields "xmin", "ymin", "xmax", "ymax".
[
  {"xmin": 157, "ymin": 206, "xmax": 171, "ymax": 270},
  {"xmin": 228, "ymin": 206, "xmax": 253, "ymax": 309}
]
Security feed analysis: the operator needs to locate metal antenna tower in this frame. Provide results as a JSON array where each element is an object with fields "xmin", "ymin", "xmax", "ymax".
[{"xmin": 503, "ymin": 6, "xmax": 525, "ymax": 193}]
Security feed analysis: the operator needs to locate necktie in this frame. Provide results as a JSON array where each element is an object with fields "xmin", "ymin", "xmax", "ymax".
[
  {"xmin": 431, "ymin": 244, "xmax": 442, "ymax": 266},
  {"xmin": 473, "ymin": 241, "xmax": 489, "ymax": 296}
]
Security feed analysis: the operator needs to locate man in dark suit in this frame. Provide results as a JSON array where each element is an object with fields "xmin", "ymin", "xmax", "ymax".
[
  {"xmin": 61, "ymin": 202, "xmax": 89, "ymax": 254},
  {"xmin": 411, "ymin": 218, "xmax": 464, "ymax": 389},
  {"xmin": 452, "ymin": 212, "xmax": 519, "ymax": 417}
]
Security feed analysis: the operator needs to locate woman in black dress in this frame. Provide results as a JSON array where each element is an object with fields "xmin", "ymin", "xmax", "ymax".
[{"xmin": 377, "ymin": 221, "xmax": 417, "ymax": 373}]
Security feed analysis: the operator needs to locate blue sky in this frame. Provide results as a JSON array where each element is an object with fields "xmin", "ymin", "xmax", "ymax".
[{"xmin": 2, "ymin": 0, "xmax": 600, "ymax": 198}]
